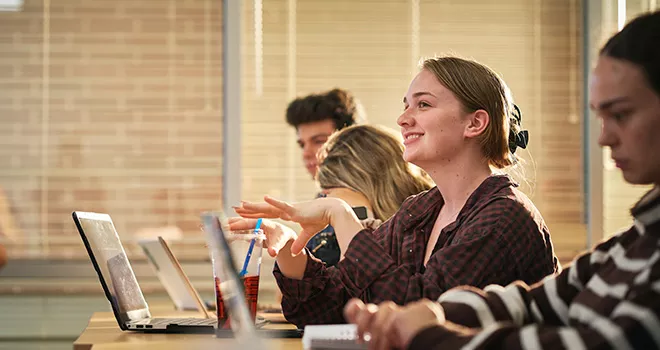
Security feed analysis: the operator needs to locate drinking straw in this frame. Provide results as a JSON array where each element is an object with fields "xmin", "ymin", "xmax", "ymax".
[{"xmin": 239, "ymin": 218, "xmax": 262, "ymax": 277}]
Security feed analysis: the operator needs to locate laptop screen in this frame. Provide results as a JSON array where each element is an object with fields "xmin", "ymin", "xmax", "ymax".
[
  {"xmin": 139, "ymin": 238, "xmax": 209, "ymax": 316},
  {"xmin": 201, "ymin": 212, "xmax": 258, "ymax": 339},
  {"xmin": 74, "ymin": 212, "xmax": 150, "ymax": 324}
]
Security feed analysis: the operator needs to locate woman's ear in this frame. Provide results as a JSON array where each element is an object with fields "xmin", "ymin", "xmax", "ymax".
[{"xmin": 464, "ymin": 109, "xmax": 490, "ymax": 139}]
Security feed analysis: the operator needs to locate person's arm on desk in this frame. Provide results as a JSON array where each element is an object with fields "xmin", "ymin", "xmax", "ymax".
[{"xmin": 232, "ymin": 196, "xmax": 387, "ymax": 327}]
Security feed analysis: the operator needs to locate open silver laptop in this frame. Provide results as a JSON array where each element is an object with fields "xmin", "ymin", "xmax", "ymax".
[
  {"xmin": 73, "ymin": 211, "xmax": 216, "ymax": 333},
  {"xmin": 139, "ymin": 236, "xmax": 270, "ymax": 327},
  {"xmin": 138, "ymin": 237, "xmax": 211, "ymax": 316}
]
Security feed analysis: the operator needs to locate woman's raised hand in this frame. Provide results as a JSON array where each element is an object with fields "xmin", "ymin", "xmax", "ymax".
[{"xmin": 233, "ymin": 195, "xmax": 344, "ymax": 255}]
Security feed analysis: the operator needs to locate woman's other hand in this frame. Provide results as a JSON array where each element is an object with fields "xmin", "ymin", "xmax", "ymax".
[
  {"xmin": 234, "ymin": 196, "xmax": 354, "ymax": 255},
  {"xmin": 227, "ymin": 217, "xmax": 297, "ymax": 258}
]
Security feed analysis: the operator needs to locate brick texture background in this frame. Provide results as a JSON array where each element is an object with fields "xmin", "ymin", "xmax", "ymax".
[
  {"xmin": 0, "ymin": 0, "xmax": 223, "ymax": 255},
  {"xmin": 1, "ymin": 0, "xmax": 627, "ymax": 263},
  {"xmin": 240, "ymin": 0, "xmax": 588, "ymax": 261}
]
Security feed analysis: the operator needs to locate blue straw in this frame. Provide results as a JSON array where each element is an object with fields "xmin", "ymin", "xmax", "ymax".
[{"xmin": 239, "ymin": 218, "xmax": 262, "ymax": 277}]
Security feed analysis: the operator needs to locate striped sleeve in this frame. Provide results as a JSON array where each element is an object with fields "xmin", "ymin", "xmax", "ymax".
[
  {"xmin": 410, "ymin": 280, "xmax": 660, "ymax": 350},
  {"xmin": 409, "ymin": 233, "xmax": 660, "ymax": 349},
  {"xmin": 438, "ymin": 247, "xmax": 598, "ymax": 329}
]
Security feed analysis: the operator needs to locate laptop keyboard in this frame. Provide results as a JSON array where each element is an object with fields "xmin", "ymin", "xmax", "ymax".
[
  {"xmin": 133, "ymin": 318, "xmax": 217, "ymax": 326},
  {"xmin": 131, "ymin": 316, "xmax": 268, "ymax": 327}
]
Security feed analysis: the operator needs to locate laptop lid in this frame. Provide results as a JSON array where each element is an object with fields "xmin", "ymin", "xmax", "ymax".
[
  {"xmin": 201, "ymin": 211, "xmax": 259, "ymax": 341},
  {"xmin": 139, "ymin": 237, "xmax": 210, "ymax": 318},
  {"xmin": 72, "ymin": 211, "xmax": 151, "ymax": 330}
]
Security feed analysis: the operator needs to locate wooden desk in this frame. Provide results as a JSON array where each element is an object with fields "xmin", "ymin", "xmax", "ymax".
[{"xmin": 74, "ymin": 312, "xmax": 302, "ymax": 350}]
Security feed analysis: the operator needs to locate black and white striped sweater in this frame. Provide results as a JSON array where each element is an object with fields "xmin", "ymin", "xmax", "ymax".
[{"xmin": 409, "ymin": 186, "xmax": 660, "ymax": 350}]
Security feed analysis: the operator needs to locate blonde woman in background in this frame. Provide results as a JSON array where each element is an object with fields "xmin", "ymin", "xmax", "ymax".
[{"xmin": 316, "ymin": 124, "xmax": 433, "ymax": 228}]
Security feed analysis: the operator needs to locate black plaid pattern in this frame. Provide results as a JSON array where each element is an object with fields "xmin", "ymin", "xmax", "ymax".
[{"xmin": 274, "ymin": 175, "xmax": 559, "ymax": 328}]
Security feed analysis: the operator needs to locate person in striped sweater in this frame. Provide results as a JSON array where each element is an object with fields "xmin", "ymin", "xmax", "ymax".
[{"xmin": 344, "ymin": 10, "xmax": 660, "ymax": 350}]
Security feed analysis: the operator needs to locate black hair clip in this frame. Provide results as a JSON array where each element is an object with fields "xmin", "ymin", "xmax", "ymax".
[{"xmin": 508, "ymin": 104, "xmax": 529, "ymax": 154}]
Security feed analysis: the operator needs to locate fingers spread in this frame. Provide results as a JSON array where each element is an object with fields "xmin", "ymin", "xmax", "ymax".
[
  {"xmin": 264, "ymin": 195, "xmax": 296, "ymax": 214},
  {"xmin": 226, "ymin": 217, "xmax": 258, "ymax": 231},
  {"xmin": 234, "ymin": 201, "xmax": 280, "ymax": 218}
]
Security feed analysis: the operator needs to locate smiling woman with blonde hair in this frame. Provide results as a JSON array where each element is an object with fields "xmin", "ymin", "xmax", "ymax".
[
  {"xmin": 232, "ymin": 55, "xmax": 558, "ymax": 328},
  {"xmin": 316, "ymin": 124, "xmax": 432, "ymax": 224}
]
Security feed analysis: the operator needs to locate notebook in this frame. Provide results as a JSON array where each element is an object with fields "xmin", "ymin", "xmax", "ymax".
[
  {"xmin": 139, "ymin": 236, "xmax": 274, "ymax": 330},
  {"xmin": 303, "ymin": 324, "xmax": 366, "ymax": 350},
  {"xmin": 73, "ymin": 211, "xmax": 216, "ymax": 333}
]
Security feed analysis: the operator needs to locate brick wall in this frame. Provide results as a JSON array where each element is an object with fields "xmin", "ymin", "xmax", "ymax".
[
  {"xmin": 0, "ymin": 0, "xmax": 223, "ymax": 255},
  {"xmin": 241, "ymin": 0, "xmax": 587, "ymax": 259},
  {"xmin": 2, "ymin": 0, "xmax": 589, "ymax": 261}
]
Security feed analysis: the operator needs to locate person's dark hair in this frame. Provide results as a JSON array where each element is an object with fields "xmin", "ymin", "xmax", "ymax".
[
  {"xmin": 600, "ymin": 10, "xmax": 660, "ymax": 95},
  {"xmin": 285, "ymin": 88, "xmax": 364, "ymax": 130}
]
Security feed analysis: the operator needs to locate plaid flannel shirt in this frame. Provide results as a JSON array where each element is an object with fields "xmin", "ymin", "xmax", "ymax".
[{"xmin": 273, "ymin": 175, "xmax": 559, "ymax": 327}]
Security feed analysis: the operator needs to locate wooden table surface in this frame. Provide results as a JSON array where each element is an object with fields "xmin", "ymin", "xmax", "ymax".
[{"xmin": 74, "ymin": 311, "xmax": 302, "ymax": 350}]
